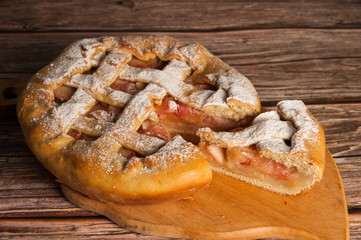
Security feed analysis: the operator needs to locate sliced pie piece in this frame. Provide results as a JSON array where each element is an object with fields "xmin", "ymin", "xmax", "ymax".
[{"xmin": 197, "ymin": 100, "xmax": 326, "ymax": 195}]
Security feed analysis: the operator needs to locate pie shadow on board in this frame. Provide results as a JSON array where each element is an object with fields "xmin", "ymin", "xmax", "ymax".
[{"xmin": 61, "ymin": 150, "xmax": 349, "ymax": 240}]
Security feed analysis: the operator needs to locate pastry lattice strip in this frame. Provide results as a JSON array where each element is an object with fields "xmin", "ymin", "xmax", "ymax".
[
  {"xmin": 65, "ymin": 49, "xmax": 134, "ymax": 108},
  {"xmin": 57, "ymin": 60, "xmax": 171, "ymax": 157},
  {"xmin": 52, "ymin": 35, "xmax": 259, "ymax": 143},
  {"xmin": 50, "ymin": 41, "xmax": 202, "ymax": 155},
  {"xmin": 119, "ymin": 59, "xmax": 258, "ymax": 117},
  {"xmin": 17, "ymin": 35, "xmax": 262, "ymax": 204}
]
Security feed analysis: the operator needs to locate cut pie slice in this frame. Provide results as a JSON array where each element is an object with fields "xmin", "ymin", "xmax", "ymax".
[{"xmin": 197, "ymin": 100, "xmax": 326, "ymax": 195}]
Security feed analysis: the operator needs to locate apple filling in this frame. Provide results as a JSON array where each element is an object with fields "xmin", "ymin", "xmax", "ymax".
[
  {"xmin": 67, "ymin": 129, "xmax": 98, "ymax": 141},
  {"xmin": 53, "ymin": 85, "xmax": 76, "ymax": 104},
  {"xmin": 118, "ymin": 146, "xmax": 138, "ymax": 159},
  {"xmin": 137, "ymin": 120, "xmax": 172, "ymax": 142},
  {"xmin": 128, "ymin": 56, "xmax": 168, "ymax": 70},
  {"xmin": 153, "ymin": 96, "xmax": 241, "ymax": 134},
  {"xmin": 85, "ymin": 102, "xmax": 123, "ymax": 122},
  {"xmin": 197, "ymin": 140, "xmax": 316, "ymax": 190}
]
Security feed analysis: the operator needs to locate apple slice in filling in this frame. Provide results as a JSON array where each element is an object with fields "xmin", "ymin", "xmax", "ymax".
[
  {"xmin": 198, "ymin": 141, "xmax": 299, "ymax": 182},
  {"xmin": 197, "ymin": 140, "xmax": 319, "ymax": 195},
  {"xmin": 153, "ymin": 96, "xmax": 242, "ymax": 135}
]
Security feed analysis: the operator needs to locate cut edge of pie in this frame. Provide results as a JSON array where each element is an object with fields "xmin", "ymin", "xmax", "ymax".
[{"xmin": 197, "ymin": 100, "xmax": 326, "ymax": 195}]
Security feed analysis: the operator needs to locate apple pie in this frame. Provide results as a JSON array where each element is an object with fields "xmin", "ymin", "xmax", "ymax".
[{"xmin": 17, "ymin": 35, "xmax": 261, "ymax": 204}]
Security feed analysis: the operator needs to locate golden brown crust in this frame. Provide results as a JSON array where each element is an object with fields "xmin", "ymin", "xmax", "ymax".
[
  {"xmin": 17, "ymin": 35, "xmax": 261, "ymax": 204},
  {"xmin": 48, "ymin": 136, "xmax": 212, "ymax": 204}
]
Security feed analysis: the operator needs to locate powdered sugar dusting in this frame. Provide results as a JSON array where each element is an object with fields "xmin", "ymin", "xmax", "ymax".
[
  {"xmin": 202, "ymin": 88, "xmax": 230, "ymax": 108},
  {"xmin": 277, "ymin": 100, "xmax": 320, "ymax": 153},
  {"xmin": 89, "ymin": 110, "xmax": 116, "ymax": 122},
  {"xmin": 96, "ymin": 83, "xmax": 168, "ymax": 156},
  {"xmin": 69, "ymin": 49, "xmax": 130, "ymax": 92},
  {"xmin": 257, "ymin": 139, "xmax": 292, "ymax": 153},
  {"xmin": 42, "ymin": 38, "xmax": 113, "ymax": 86},
  {"xmin": 206, "ymin": 70, "xmax": 258, "ymax": 106},
  {"xmin": 199, "ymin": 119, "xmax": 296, "ymax": 148},
  {"xmin": 119, "ymin": 59, "xmax": 198, "ymax": 104},
  {"xmin": 143, "ymin": 135, "xmax": 199, "ymax": 172},
  {"xmin": 101, "ymin": 87, "xmax": 133, "ymax": 107},
  {"xmin": 178, "ymin": 43, "xmax": 204, "ymax": 71},
  {"xmin": 66, "ymin": 49, "xmax": 132, "ymax": 107},
  {"xmin": 278, "ymin": 100, "xmax": 314, "ymax": 129},
  {"xmin": 56, "ymin": 88, "xmax": 96, "ymax": 132},
  {"xmin": 93, "ymin": 49, "xmax": 131, "ymax": 85},
  {"xmin": 168, "ymin": 100, "xmax": 178, "ymax": 111},
  {"xmin": 253, "ymin": 111, "xmax": 280, "ymax": 123},
  {"xmin": 72, "ymin": 116, "xmax": 111, "ymax": 136},
  {"xmin": 198, "ymin": 100, "xmax": 322, "ymax": 157}
]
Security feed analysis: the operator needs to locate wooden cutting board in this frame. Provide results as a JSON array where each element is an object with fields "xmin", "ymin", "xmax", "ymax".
[{"xmin": 62, "ymin": 149, "xmax": 348, "ymax": 240}]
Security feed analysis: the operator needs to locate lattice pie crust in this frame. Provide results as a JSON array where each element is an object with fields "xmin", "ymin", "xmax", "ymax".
[{"xmin": 17, "ymin": 35, "xmax": 325, "ymax": 204}]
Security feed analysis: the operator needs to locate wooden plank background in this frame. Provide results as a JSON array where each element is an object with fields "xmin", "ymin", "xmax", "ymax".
[{"xmin": 0, "ymin": 0, "xmax": 360, "ymax": 239}]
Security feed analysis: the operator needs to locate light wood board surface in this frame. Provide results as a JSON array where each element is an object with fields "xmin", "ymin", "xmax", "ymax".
[{"xmin": 62, "ymin": 150, "xmax": 348, "ymax": 240}]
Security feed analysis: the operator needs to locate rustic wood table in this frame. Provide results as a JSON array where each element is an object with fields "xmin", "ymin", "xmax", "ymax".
[{"xmin": 0, "ymin": 1, "xmax": 360, "ymax": 239}]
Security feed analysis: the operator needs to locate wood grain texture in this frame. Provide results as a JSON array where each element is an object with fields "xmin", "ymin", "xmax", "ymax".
[
  {"xmin": 337, "ymin": 157, "xmax": 361, "ymax": 208},
  {"xmin": 0, "ymin": 217, "xmax": 166, "ymax": 239},
  {"xmin": 2, "ymin": 30, "xmax": 361, "ymax": 73},
  {"xmin": 0, "ymin": 118, "xmax": 33, "ymax": 156},
  {"xmin": 1, "ymin": 0, "xmax": 360, "ymax": 32},
  {"xmin": 1, "ymin": 213, "xmax": 360, "ymax": 240},
  {"xmin": 238, "ymin": 58, "xmax": 361, "ymax": 104},
  {"xmin": 60, "ymin": 151, "xmax": 348, "ymax": 240},
  {"xmin": 310, "ymin": 104, "xmax": 361, "ymax": 157},
  {"xmin": 349, "ymin": 212, "xmax": 361, "ymax": 240},
  {"xmin": 0, "ymin": 156, "xmax": 96, "ymax": 218},
  {"xmin": 1, "ymin": 30, "xmax": 361, "ymax": 105}
]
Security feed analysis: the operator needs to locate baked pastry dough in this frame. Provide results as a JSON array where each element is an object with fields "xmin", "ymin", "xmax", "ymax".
[
  {"xmin": 17, "ymin": 35, "xmax": 261, "ymax": 204},
  {"xmin": 197, "ymin": 100, "xmax": 326, "ymax": 195}
]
